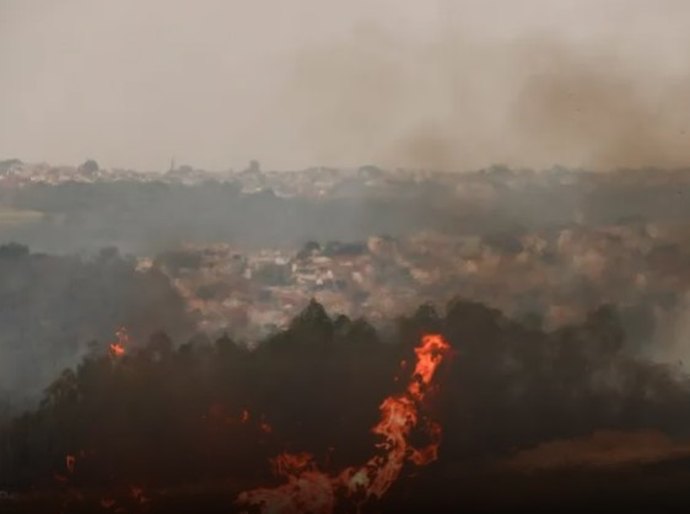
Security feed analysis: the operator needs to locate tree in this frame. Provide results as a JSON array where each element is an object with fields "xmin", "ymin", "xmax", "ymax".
[
  {"xmin": 0, "ymin": 243, "xmax": 29, "ymax": 259},
  {"xmin": 79, "ymin": 159, "xmax": 99, "ymax": 174},
  {"xmin": 0, "ymin": 158, "xmax": 22, "ymax": 173},
  {"xmin": 297, "ymin": 241, "xmax": 321, "ymax": 260},
  {"xmin": 244, "ymin": 160, "xmax": 261, "ymax": 174}
]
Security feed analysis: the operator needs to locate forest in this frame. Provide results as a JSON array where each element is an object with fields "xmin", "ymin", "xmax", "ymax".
[
  {"xmin": 3, "ymin": 298, "xmax": 690, "ymax": 512},
  {"xmin": 4, "ymin": 171, "xmax": 690, "ymax": 254}
]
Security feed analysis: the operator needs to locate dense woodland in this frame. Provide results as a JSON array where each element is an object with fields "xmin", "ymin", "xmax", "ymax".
[
  {"xmin": 3, "ymin": 298, "xmax": 689, "ymax": 493},
  {"xmin": 4, "ymin": 170, "xmax": 690, "ymax": 253}
]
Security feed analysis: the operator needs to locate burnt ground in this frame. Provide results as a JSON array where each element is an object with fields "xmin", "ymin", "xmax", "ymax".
[{"xmin": 5, "ymin": 459, "xmax": 690, "ymax": 514}]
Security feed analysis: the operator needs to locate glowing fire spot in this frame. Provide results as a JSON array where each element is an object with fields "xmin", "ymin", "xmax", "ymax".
[
  {"xmin": 109, "ymin": 343, "xmax": 125, "ymax": 357},
  {"xmin": 130, "ymin": 485, "xmax": 150, "ymax": 504},
  {"xmin": 66, "ymin": 454, "xmax": 76, "ymax": 474},
  {"xmin": 271, "ymin": 452, "xmax": 315, "ymax": 478},
  {"xmin": 100, "ymin": 498, "xmax": 116, "ymax": 509},
  {"xmin": 108, "ymin": 327, "xmax": 129, "ymax": 358},
  {"xmin": 236, "ymin": 333, "xmax": 451, "ymax": 514}
]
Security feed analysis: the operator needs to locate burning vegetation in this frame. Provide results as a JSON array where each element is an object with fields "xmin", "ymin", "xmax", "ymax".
[
  {"xmin": 108, "ymin": 327, "xmax": 129, "ymax": 358},
  {"xmin": 235, "ymin": 333, "xmax": 450, "ymax": 514},
  {"xmin": 3, "ymin": 299, "xmax": 690, "ymax": 512}
]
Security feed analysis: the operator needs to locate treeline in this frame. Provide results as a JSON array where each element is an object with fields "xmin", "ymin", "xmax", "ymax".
[
  {"xmin": 1, "ymin": 181, "xmax": 471, "ymax": 253},
  {"xmin": 5, "ymin": 172, "xmax": 690, "ymax": 254},
  {"xmin": 2, "ymin": 298, "xmax": 690, "ymax": 491}
]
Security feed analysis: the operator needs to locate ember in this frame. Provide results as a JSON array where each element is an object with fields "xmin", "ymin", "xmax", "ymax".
[
  {"xmin": 65, "ymin": 454, "xmax": 76, "ymax": 474},
  {"xmin": 108, "ymin": 327, "xmax": 129, "ymax": 357}
]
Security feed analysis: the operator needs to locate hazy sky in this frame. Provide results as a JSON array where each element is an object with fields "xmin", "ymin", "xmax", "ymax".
[{"xmin": 2, "ymin": 0, "xmax": 690, "ymax": 171}]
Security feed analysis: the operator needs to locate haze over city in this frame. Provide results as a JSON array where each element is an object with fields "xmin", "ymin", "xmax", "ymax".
[{"xmin": 3, "ymin": 0, "xmax": 690, "ymax": 171}]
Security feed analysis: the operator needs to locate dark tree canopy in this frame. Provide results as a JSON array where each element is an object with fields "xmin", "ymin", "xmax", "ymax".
[
  {"xmin": 78, "ymin": 159, "xmax": 99, "ymax": 174},
  {"xmin": 2, "ymin": 298, "xmax": 690, "ymax": 494}
]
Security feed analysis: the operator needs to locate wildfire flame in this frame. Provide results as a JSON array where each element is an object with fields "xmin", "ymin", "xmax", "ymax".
[
  {"xmin": 108, "ymin": 327, "xmax": 129, "ymax": 358},
  {"xmin": 236, "ymin": 333, "xmax": 451, "ymax": 514}
]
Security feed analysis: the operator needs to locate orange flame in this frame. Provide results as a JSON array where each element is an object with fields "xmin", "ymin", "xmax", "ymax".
[
  {"xmin": 236, "ymin": 333, "xmax": 451, "ymax": 514},
  {"xmin": 109, "ymin": 343, "xmax": 125, "ymax": 357},
  {"xmin": 108, "ymin": 327, "xmax": 129, "ymax": 358},
  {"xmin": 271, "ymin": 452, "xmax": 315, "ymax": 478}
]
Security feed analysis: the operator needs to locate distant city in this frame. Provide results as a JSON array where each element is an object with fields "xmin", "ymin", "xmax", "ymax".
[{"xmin": 2, "ymin": 157, "xmax": 689, "ymax": 351}]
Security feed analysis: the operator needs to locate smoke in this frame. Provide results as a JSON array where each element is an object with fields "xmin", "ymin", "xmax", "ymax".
[
  {"xmin": 2, "ymin": 1, "xmax": 690, "ymax": 171},
  {"xmin": 510, "ymin": 39, "xmax": 690, "ymax": 171},
  {"xmin": 650, "ymin": 292, "xmax": 690, "ymax": 371},
  {"xmin": 276, "ymin": 27, "xmax": 690, "ymax": 172},
  {"xmin": 0, "ymin": 247, "xmax": 196, "ymax": 406}
]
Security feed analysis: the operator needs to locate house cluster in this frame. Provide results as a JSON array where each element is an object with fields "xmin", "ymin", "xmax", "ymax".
[{"xmin": 144, "ymin": 219, "xmax": 690, "ymax": 340}]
